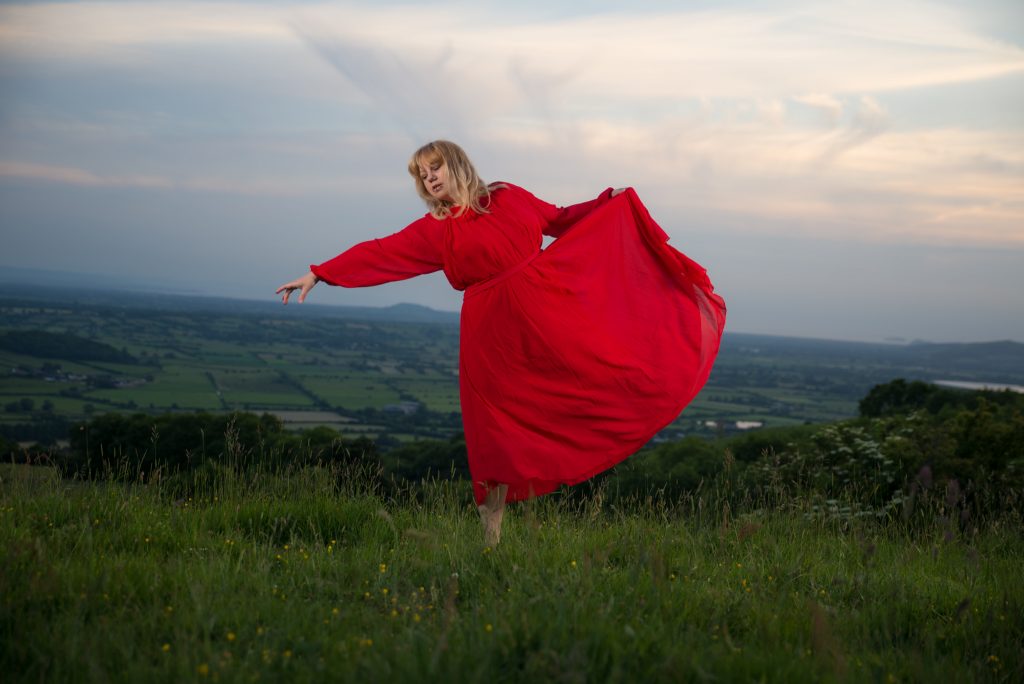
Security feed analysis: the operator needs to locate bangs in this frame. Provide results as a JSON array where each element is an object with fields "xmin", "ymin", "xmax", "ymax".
[{"xmin": 415, "ymin": 147, "xmax": 444, "ymax": 170}]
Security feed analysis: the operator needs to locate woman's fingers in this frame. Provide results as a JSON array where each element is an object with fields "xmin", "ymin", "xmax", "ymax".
[
  {"xmin": 277, "ymin": 272, "xmax": 316, "ymax": 305},
  {"xmin": 276, "ymin": 280, "xmax": 298, "ymax": 304}
]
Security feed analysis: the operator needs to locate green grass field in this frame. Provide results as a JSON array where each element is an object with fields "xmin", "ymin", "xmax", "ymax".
[{"xmin": 2, "ymin": 461, "xmax": 1020, "ymax": 683}]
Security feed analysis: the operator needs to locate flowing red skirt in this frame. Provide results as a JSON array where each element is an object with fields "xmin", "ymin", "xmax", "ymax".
[{"xmin": 459, "ymin": 190, "xmax": 726, "ymax": 503}]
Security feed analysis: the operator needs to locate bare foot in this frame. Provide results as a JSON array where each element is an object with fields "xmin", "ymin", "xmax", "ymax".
[
  {"xmin": 479, "ymin": 504, "xmax": 501, "ymax": 546},
  {"xmin": 478, "ymin": 484, "xmax": 509, "ymax": 546}
]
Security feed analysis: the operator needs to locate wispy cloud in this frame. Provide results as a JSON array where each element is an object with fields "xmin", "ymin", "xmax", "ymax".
[
  {"xmin": 0, "ymin": 159, "xmax": 397, "ymax": 196},
  {"xmin": 288, "ymin": 21, "xmax": 466, "ymax": 143},
  {"xmin": 3, "ymin": 1, "xmax": 1022, "ymax": 94},
  {"xmin": 815, "ymin": 95, "xmax": 889, "ymax": 165},
  {"xmin": 1, "ymin": 0, "xmax": 1022, "ymax": 248},
  {"xmin": 793, "ymin": 93, "xmax": 844, "ymax": 126},
  {"xmin": 0, "ymin": 160, "xmax": 171, "ymax": 188}
]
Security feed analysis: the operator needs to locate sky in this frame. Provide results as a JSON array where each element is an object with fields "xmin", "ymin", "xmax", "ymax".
[{"xmin": 0, "ymin": 0, "xmax": 1022, "ymax": 343}]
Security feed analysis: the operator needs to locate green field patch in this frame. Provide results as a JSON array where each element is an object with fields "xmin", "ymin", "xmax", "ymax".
[
  {"xmin": 688, "ymin": 398, "xmax": 758, "ymax": 413},
  {"xmin": 753, "ymin": 415, "xmax": 807, "ymax": 427},
  {"xmin": 0, "ymin": 378, "xmax": 72, "ymax": 395},
  {"xmin": 387, "ymin": 378, "xmax": 461, "ymax": 413},
  {"xmin": 271, "ymin": 410, "xmax": 355, "ymax": 429},
  {"xmin": 0, "ymin": 350, "xmax": 100, "ymax": 376},
  {"xmin": 338, "ymin": 423, "xmax": 385, "ymax": 436},
  {"xmin": 257, "ymin": 353, "xmax": 355, "ymax": 372},
  {"xmin": 0, "ymin": 395, "xmax": 117, "ymax": 418},
  {"xmin": 74, "ymin": 360, "xmax": 155, "ymax": 378},
  {"xmin": 84, "ymin": 365, "xmax": 221, "ymax": 410},
  {"xmin": 212, "ymin": 370, "xmax": 314, "ymax": 409},
  {"xmin": 36, "ymin": 396, "xmax": 113, "ymax": 416},
  {"xmin": 297, "ymin": 375, "xmax": 402, "ymax": 409},
  {"xmin": 737, "ymin": 387, "xmax": 819, "ymax": 403},
  {"xmin": 385, "ymin": 432, "xmax": 430, "ymax": 443},
  {"xmin": 196, "ymin": 353, "xmax": 262, "ymax": 368}
]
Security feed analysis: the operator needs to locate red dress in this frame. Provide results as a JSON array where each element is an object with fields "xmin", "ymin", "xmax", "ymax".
[{"xmin": 311, "ymin": 184, "xmax": 726, "ymax": 504}]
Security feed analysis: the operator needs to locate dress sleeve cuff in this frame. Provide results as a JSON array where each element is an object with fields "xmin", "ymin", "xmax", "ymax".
[{"xmin": 309, "ymin": 263, "xmax": 336, "ymax": 286}]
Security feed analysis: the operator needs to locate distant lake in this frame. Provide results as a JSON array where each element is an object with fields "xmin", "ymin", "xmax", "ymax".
[{"xmin": 933, "ymin": 380, "xmax": 1024, "ymax": 394}]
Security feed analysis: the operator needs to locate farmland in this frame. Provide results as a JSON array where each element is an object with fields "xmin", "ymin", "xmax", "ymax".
[{"xmin": 2, "ymin": 285, "xmax": 1023, "ymax": 449}]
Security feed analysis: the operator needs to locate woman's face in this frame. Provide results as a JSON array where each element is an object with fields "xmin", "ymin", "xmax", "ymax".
[{"xmin": 418, "ymin": 156, "xmax": 452, "ymax": 202}]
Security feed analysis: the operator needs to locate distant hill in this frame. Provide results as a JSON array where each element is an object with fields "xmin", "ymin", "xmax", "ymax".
[
  {"xmin": 3, "ymin": 283, "xmax": 1022, "ymax": 383},
  {"xmin": 0, "ymin": 284, "xmax": 460, "ymax": 325},
  {"xmin": 899, "ymin": 340, "xmax": 1024, "ymax": 383},
  {"xmin": 904, "ymin": 339, "xmax": 1023, "ymax": 365},
  {"xmin": 722, "ymin": 333, "xmax": 1024, "ymax": 384}
]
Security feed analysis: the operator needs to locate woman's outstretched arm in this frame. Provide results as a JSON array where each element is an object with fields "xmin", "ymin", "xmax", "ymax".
[{"xmin": 275, "ymin": 214, "xmax": 445, "ymax": 304}]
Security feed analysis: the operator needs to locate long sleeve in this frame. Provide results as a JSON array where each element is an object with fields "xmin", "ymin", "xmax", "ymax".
[
  {"xmin": 310, "ymin": 214, "xmax": 445, "ymax": 287},
  {"xmin": 524, "ymin": 186, "xmax": 615, "ymax": 239}
]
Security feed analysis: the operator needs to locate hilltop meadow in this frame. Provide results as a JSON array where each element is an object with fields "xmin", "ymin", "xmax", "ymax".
[
  {"xmin": 2, "ymin": 288, "xmax": 1024, "ymax": 681},
  {"xmin": 3, "ymin": 448, "xmax": 1022, "ymax": 683}
]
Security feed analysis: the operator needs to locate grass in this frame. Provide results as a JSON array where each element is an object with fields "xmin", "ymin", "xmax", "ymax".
[{"xmin": 2, "ymin": 460, "xmax": 1021, "ymax": 683}]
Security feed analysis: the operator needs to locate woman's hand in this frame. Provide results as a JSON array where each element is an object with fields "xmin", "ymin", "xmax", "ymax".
[
  {"xmin": 611, "ymin": 187, "xmax": 629, "ymax": 197},
  {"xmin": 275, "ymin": 271, "xmax": 319, "ymax": 304}
]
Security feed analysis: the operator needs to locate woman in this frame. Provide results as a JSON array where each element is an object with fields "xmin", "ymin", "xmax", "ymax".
[{"xmin": 276, "ymin": 140, "xmax": 726, "ymax": 545}]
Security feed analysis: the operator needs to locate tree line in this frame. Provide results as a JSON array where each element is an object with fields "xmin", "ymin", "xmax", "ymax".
[
  {"xmin": 3, "ymin": 379, "xmax": 1021, "ymax": 517},
  {"xmin": 0, "ymin": 330, "xmax": 138, "ymax": 364}
]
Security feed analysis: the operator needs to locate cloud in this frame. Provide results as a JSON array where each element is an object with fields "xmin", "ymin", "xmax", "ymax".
[
  {"xmin": 792, "ymin": 93, "xmax": 843, "ymax": 125},
  {"xmin": 0, "ymin": 159, "xmax": 399, "ymax": 196},
  {"xmin": 288, "ymin": 21, "xmax": 466, "ymax": 143},
  {"xmin": 2, "ymin": 0, "xmax": 1022, "ymax": 249},
  {"xmin": 3, "ymin": 1, "xmax": 1022, "ymax": 95},
  {"xmin": 0, "ymin": 160, "xmax": 170, "ymax": 188},
  {"xmin": 815, "ymin": 95, "xmax": 889, "ymax": 164}
]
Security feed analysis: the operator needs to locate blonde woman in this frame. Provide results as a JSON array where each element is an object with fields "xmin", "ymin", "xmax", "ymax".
[{"xmin": 277, "ymin": 140, "xmax": 726, "ymax": 545}]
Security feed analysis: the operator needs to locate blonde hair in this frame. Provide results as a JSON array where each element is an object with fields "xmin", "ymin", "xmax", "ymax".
[{"xmin": 407, "ymin": 140, "xmax": 498, "ymax": 219}]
